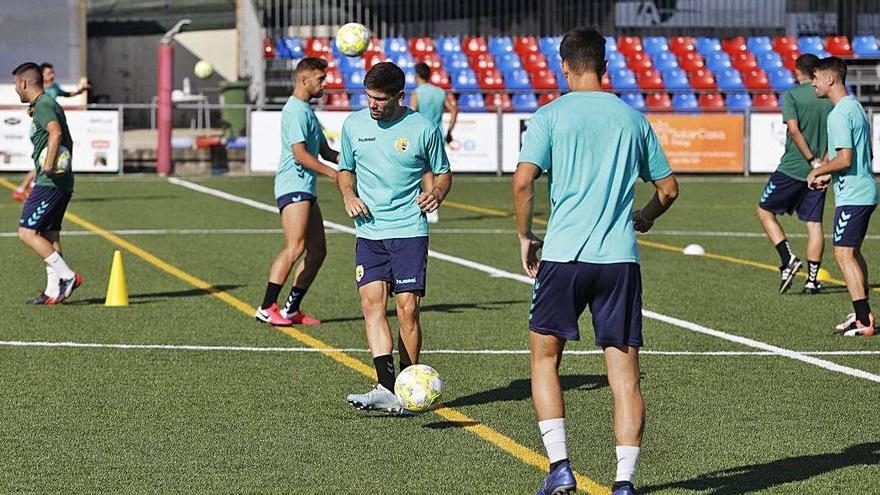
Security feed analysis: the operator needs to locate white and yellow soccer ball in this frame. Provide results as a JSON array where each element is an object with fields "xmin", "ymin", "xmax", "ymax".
[
  {"xmin": 194, "ymin": 60, "xmax": 213, "ymax": 79},
  {"xmin": 335, "ymin": 22, "xmax": 370, "ymax": 57},
  {"xmin": 394, "ymin": 364, "xmax": 443, "ymax": 412},
  {"xmin": 38, "ymin": 145, "xmax": 71, "ymax": 175}
]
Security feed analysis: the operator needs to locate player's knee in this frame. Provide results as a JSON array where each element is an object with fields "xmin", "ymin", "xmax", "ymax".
[
  {"xmin": 396, "ymin": 298, "xmax": 419, "ymax": 324},
  {"xmin": 306, "ymin": 243, "xmax": 327, "ymax": 263},
  {"xmin": 359, "ymin": 292, "xmax": 386, "ymax": 316},
  {"xmin": 834, "ymin": 247, "xmax": 854, "ymax": 264},
  {"xmin": 756, "ymin": 206, "xmax": 771, "ymax": 219},
  {"xmin": 282, "ymin": 240, "xmax": 306, "ymax": 261}
]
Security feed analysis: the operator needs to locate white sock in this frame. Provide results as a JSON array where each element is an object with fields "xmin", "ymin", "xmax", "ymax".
[
  {"xmin": 44, "ymin": 251, "xmax": 74, "ymax": 280},
  {"xmin": 615, "ymin": 445, "xmax": 641, "ymax": 483},
  {"xmin": 15, "ymin": 186, "xmax": 24, "ymax": 193},
  {"xmin": 538, "ymin": 418, "xmax": 568, "ymax": 464},
  {"xmin": 45, "ymin": 265, "xmax": 60, "ymax": 298}
]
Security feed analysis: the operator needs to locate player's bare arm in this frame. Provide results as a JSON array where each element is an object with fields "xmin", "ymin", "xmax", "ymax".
[
  {"xmin": 786, "ymin": 119, "xmax": 821, "ymax": 167},
  {"xmin": 808, "ymin": 147, "xmax": 851, "ymax": 189},
  {"xmin": 292, "ymin": 142, "xmax": 337, "ymax": 180},
  {"xmin": 513, "ymin": 162, "xmax": 543, "ymax": 277},
  {"xmin": 633, "ymin": 175, "xmax": 679, "ymax": 233},
  {"xmin": 444, "ymin": 96, "xmax": 458, "ymax": 143},
  {"xmin": 416, "ymin": 171, "xmax": 451, "ymax": 213},
  {"xmin": 337, "ymin": 169, "xmax": 370, "ymax": 218},
  {"xmin": 42, "ymin": 120, "xmax": 62, "ymax": 177}
]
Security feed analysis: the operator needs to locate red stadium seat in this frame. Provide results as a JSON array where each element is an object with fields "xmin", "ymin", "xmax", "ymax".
[
  {"xmin": 315, "ymin": 52, "xmax": 339, "ymax": 69},
  {"xmin": 669, "ymin": 36, "xmax": 697, "ymax": 56},
  {"xmin": 539, "ymin": 92, "xmax": 561, "ymax": 106},
  {"xmin": 627, "ymin": 52, "xmax": 654, "ymax": 72},
  {"xmin": 486, "ymin": 92, "xmax": 513, "ymax": 112},
  {"xmin": 601, "ymin": 71, "xmax": 613, "ymax": 90},
  {"xmin": 522, "ymin": 53, "xmax": 549, "ymax": 73},
  {"xmin": 743, "ymin": 68, "xmax": 771, "ymax": 90},
  {"xmin": 782, "ymin": 52, "xmax": 800, "ymax": 71},
  {"xmin": 678, "ymin": 52, "xmax": 705, "ymax": 72},
  {"xmin": 826, "ymin": 36, "xmax": 854, "ymax": 57},
  {"xmin": 462, "ymin": 36, "xmax": 488, "ymax": 55},
  {"xmin": 753, "ymin": 93, "xmax": 779, "ymax": 109},
  {"xmin": 324, "ymin": 68, "xmax": 345, "ymax": 89},
  {"xmin": 699, "ymin": 92, "xmax": 725, "ymax": 110},
  {"xmin": 361, "ymin": 37, "xmax": 384, "ymax": 59},
  {"xmin": 773, "ymin": 36, "xmax": 799, "ymax": 55},
  {"xmin": 364, "ymin": 53, "xmax": 388, "ymax": 70},
  {"xmin": 618, "ymin": 36, "xmax": 643, "ymax": 56},
  {"xmin": 418, "ymin": 53, "xmax": 444, "ymax": 68},
  {"xmin": 530, "ymin": 70, "xmax": 558, "ymax": 90},
  {"xmin": 637, "ymin": 69, "xmax": 664, "ymax": 90},
  {"xmin": 477, "ymin": 68, "xmax": 505, "ymax": 90},
  {"xmin": 645, "ymin": 92, "xmax": 672, "ymax": 111},
  {"xmin": 731, "ymin": 52, "xmax": 758, "ymax": 72},
  {"xmin": 323, "ymin": 92, "xmax": 350, "ymax": 109},
  {"xmin": 469, "ymin": 53, "xmax": 497, "ymax": 71},
  {"xmin": 688, "ymin": 68, "xmax": 717, "ymax": 90},
  {"xmin": 429, "ymin": 68, "xmax": 452, "ymax": 89},
  {"xmin": 305, "ymin": 37, "xmax": 331, "ymax": 56},
  {"xmin": 263, "ymin": 38, "xmax": 276, "ymax": 59},
  {"xmin": 721, "ymin": 36, "xmax": 749, "ymax": 56},
  {"xmin": 514, "ymin": 36, "xmax": 540, "ymax": 56},
  {"xmin": 409, "ymin": 37, "xmax": 436, "ymax": 57}
]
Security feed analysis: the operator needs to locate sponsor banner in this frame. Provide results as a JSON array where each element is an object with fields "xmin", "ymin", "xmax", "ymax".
[
  {"xmin": 616, "ymin": 0, "xmax": 784, "ymax": 27},
  {"xmin": 646, "ymin": 114, "xmax": 745, "ymax": 172},
  {"xmin": 873, "ymin": 113, "xmax": 880, "ymax": 173},
  {"xmin": 501, "ymin": 113, "xmax": 533, "ymax": 173},
  {"xmin": 0, "ymin": 110, "xmax": 120, "ymax": 173},
  {"xmin": 749, "ymin": 113, "xmax": 786, "ymax": 173}
]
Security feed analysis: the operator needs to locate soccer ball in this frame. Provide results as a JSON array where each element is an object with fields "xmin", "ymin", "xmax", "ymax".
[
  {"xmin": 335, "ymin": 22, "xmax": 370, "ymax": 57},
  {"xmin": 394, "ymin": 364, "xmax": 443, "ymax": 412},
  {"xmin": 38, "ymin": 145, "xmax": 71, "ymax": 175},
  {"xmin": 194, "ymin": 60, "xmax": 213, "ymax": 79}
]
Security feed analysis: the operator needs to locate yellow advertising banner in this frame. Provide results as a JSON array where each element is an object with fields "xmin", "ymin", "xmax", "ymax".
[{"xmin": 646, "ymin": 114, "xmax": 745, "ymax": 172}]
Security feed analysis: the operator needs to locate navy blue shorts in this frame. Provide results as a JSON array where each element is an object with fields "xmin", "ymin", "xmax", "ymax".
[
  {"xmin": 355, "ymin": 237, "xmax": 428, "ymax": 295},
  {"xmin": 758, "ymin": 171, "xmax": 826, "ymax": 223},
  {"xmin": 19, "ymin": 185, "xmax": 71, "ymax": 232},
  {"xmin": 832, "ymin": 205, "xmax": 875, "ymax": 247},
  {"xmin": 276, "ymin": 192, "xmax": 316, "ymax": 213},
  {"xmin": 529, "ymin": 261, "xmax": 643, "ymax": 347}
]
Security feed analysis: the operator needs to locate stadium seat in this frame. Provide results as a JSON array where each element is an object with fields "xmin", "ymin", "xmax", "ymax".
[
  {"xmin": 512, "ymin": 93, "xmax": 539, "ymax": 111},
  {"xmin": 743, "ymin": 68, "xmax": 771, "ymax": 90},
  {"xmin": 852, "ymin": 35, "xmax": 880, "ymax": 57},
  {"xmin": 496, "ymin": 52, "xmax": 523, "ymax": 72},
  {"xmin": 547, "ymin": 54, "xmax": 563, "ymax": 73},
  {"xmin": 409, "ymin": 37, "xmax": 436, "ymax": 57},
  {"xmin": 392, "ymin": 53, "xmax": 416, "ymax": 69},
  {"xmin": 451, "ymin": 69, "xmax": 480, "ymax": 91},
  {"xmin": 540, "ymin": 36, "xmax": 561, "ymax": 58},
  {"xmin": 637, "ymin": 68, "xmax": 664, "ymax": 90},
  {"xmin": 757, "ymin": 52, "xmax": 783, "ymax": 72},
  {"xmin": 721, "ymin": 37, "xmax": 749, "ymax": 57},
  {"xmin": 672, "ymin": 92, "xmax": 700, "ymax": 112},
  {"xmin": 489, "ymin": 36, "xmax": 514, "ymax": 56},
  {"xmin": 618, "ymin": 36, "xmax": 643, "ymax": 56},
  {"xmin": 627, "ymin": 52, "xmax": 654, "ymax": 72},
  {"xmin": 705, "ymin": 52, "xmax": 732, "ymax": 73},
  {"xmin": 458, "ymin": 92, "xmax": 485, "ymax": 112},
  {"xmin": 350, "ymin": 92, "xmax": 368, "ymax": 110},
  {"xmin": 343, "ymin": 69, "xmax": 366, "ymax": 90},
  {"xmin": 470, "ymin": 53, "xmax": 497, "ymax": 71},
  {"xmin": 772, "ymin": 36, "xmax": 799, "ymax": 55},
  {"xmin": 522, "ymin": 53, "xmax": 549, "ymax": 73},
  {"xmin": 725, "ymin": 92, "xmax": 752, "ymax": 112},
  {"xmin": 608, "ymin": 51, "xmax": 629, "ymax": 70},
  {"xmin": 620, "ymin": 92, "xmax": 646, "ymax": 111},
  {"xmin": 653, "ymin": 51, "xmax": 680, "ymax": 72},
  {"xmin": 716, "ymin": 68, "xmax": 745, "ymax": 91},
  {"xmin": 826, "ymin": 36, "xmax": 854, "ymax": 57},
  {"xmin": 436, "ymin": 36, "xmax": 462, "ymax": 56},
  {"xmin": 539, "ymin": 92, "xmax": 561, "ymax": 106},
  {"xmin": 364, "ymin": 53, "xmax": 388, "ymax": 70},
  {"xmin": 555, "ymin": 70, "xmax": 569, "ymax": 91},
  {"xmin": 513, "ymin": 36, "xmax": 540, "ymax": 56},
  {"xmin": 315, "ymin": 52, "xmax": 339, "ymax": 69},
  {"xmin": 324, "ymin": 68, "xmax": 345, "ymax": 89},
  {"xmin": 731, "ymin": 52, "xmax": 758, "ymax": 72},
  {"xmin": 504, "ymin": 69, "xmax": 532, "ymax": 90},
  {"xmin": 403, "ymin": 68, "xmax": 417, "ymax": 89},
  {"xmin": 747, "ymin": 36, "xmax": 774, "ymax": 55},
  {"xmin": 669, "ymin": 36, "xmax": 696, "ymax": 56},
  {"xmin": 462, "ymin": 36, "xmax": 488, "ymax": 55},
  {"xmin": 338, "ymin": 55, "xmax": 366, "ymax": 71},
  {"xmin": 798, "ymin": 36, "xmax": 825, "ymax": 56},
  {"xmin": 699, "ymin": 92, "xmax": 725, "ymax": 110},
  {"xmin": 384, "ymin": 37, "xmax": 409, "ymax": 55},
  {"xmin": 753, "ymin": 92, "xmax": 779, "ymax": 109},
  {"xmin": 769, "ymin": 68, "xmax": 796, "ymax": 91},
  {"xmin": 611, "ymin": 68, "xmax": 639, "ymax": 90},
  {"xmin": 643, "ymin": 36, "xmax": 669, "ymax": 57},
  {"xmin": 530, "ymin": 69, "xmax": 558, "ymax": 90},
  {"xmin": 477, "ymin": 68, "xmax": 505, "ymax": 90},
  {"xmin": 645, "ymin": 92, "xmax": 672, "ymax": 111},
  {"xmin": 429, "ymin": 68, "xmax": 452, "ymax": 89},
  {"xmin": 662, "ymin": 68, "xmax": 691, "ymax": 90},
  {"xmin": 688, "ymin": 68, "xmax": 717, "ymax": 90},
  {"xmin": 696, "ymin": 37, "xmax": 722, "ymax": 57},
  {"xmin": 305, "ymin": 37, "xmax": 331, "ymax": 56},
  {"xmin": 275, "ymin": 38, "xmax": 292, "ymax": 58},
  {"xmin": 486, "ymin": 92, "xmax": 513, "ymax": 112},
  {"xmin": 324, "ymin": 92, "xmax": 350, "ymax": 109},
  {"xmin": 263, "ymin": 38, "xmax": 276, "ymax": 59},
  {"xmin": 601, "ymin": 71, "xmax": 612, "ymax": 90},
  {"xmin": 678, "ymin": 52, "xmax": 705, "ymax": 72},
  {"xmin": 443, "ymin": 52, "xmax": 471, "ymax": 71},
  {"xmin": 284, "ymin": 37, "xmax": 305, "ymax": 58},
  {"xmin": 781, "ymin": 52, "xmax": 799, "ymax": 71}
]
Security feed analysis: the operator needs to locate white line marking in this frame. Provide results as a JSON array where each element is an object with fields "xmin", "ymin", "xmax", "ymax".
[
  {"xmin": 168, "ymin": 178, "xmax": 880, "ymax": 384},
  {"xmin": 0, "ymin": 228, "xmax": 542, "ymax": 238}
]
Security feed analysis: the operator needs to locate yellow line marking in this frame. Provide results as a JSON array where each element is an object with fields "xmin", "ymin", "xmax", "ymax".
[{"xmin": 0, "ymin": 177, "xmax": 608, "ymax": 494}]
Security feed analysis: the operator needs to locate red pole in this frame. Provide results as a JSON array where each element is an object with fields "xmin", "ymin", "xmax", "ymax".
[{"xmin": 156, "ymin": 43, "xmax": 173, "ymax": 175}]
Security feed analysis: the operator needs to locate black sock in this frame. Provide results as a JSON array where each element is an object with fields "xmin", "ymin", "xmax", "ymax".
[
  {"xmin": 612, "ymin": 481, "xmax": 634, "ymax": 491},
  {"xmin": 807, "ymin": 260, "xmax": 821, "ymax": 283},
  {"xmin": 261, "ymin": 282, "xmax": 283, "ymax": 309},
  {"xmin": 775, "ymin": 240, "xmax": 792, "ymax": 266},
  {"xmin": 373, "ymin": 354, "xmax": 396, "ymax": 391},
  {"xmin": 283, "ymin": 286, "xmax": 307, "ymax": 313},
  {"xmin": 399, "ymin": 360, "xmax": 412, "ymax": 372},
  {"xmin": 550, "ymin": 459, "xmax": 568, "ymax": 472},
  {"xmin": 853, "ymin": 298, "xmax": 871, "ymax": 326}
]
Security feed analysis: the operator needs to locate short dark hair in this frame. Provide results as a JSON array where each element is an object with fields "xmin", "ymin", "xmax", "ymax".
[
  {"xmin": 415, "ymin": 62, "xmax": 430, "ymax": 81},
  {"xmin": 294, "ymin": 57, "xmax": 328, "ymax": 76},
  {"xmin": 39, "ymin": 62, "xmax": 54, "ymax": 72},
  {"xmin": 364, "ymin": 62, "xmax": 405, "ymax": 95},
  {"xmin": 559, "ymin": 27, "xmax": 606, "ymax": 76},
  {"xmin": 794, "ymin": 54, "xmax": 819, "ymax": 78},
  {"xmin": 814, "ymin": 56, "xmax": 847, "ymax": 84},
  {"xmin": 12, "ymin": 62, "xmax": 42, "ymax": 86}
]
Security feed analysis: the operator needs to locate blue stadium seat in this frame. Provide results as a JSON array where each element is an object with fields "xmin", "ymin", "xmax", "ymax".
[
  {"xmin": 547, "ymin": 54, "xmax": 563, "ymax": 73},
  {"xmin": 504, "ymin": 69, "xmax": 532, "ymax": 90},
  {"xmin": 798, "ymin": 36, "xmax": 825, "ymax": 55},
  {"xmin": 619, "ymin": 92, "xmax": 646, "ymax": 111},
  {"xmin": 643, "ymin": 36, "xmax": 669, "ymax": 57},
  {"xmin": 607, "ymin": 51, "xmax": 629, "ymax": 70},
  {"xmin": 757, "ymin": 52, "xmax": 783, "ymax": 72},
  {"xmin": 338, "ymin": 55, "xmax": 366, "ymax": 71},
  {"xmin": 540, "ymin": 36, "xmax": 561, "ymax": 57},
  {"xmin": 653, "ymin": 51, "xmax": 680, "ymax": 72},
  {"xmin": 436, "ymin": 36, "xmax": 462, "ymax": 56},
  {"xmin": 672, "ymin": 92, "xmax": 700, "ymax": 112},
  {"xmin": 403, "ymin": 68, "xmax": 418, "ymax": 89},
  {"xmin": 443, "ymin": 52, "xmax": 471, "ymax": 71},
  {"xmin": 853, "ymin": 35, "xmax": 880, "ymax": 57},
  {"xmin": 747, "ymin": 36, "xmax": 774, "ymax": 55},
  {"xmin": 343, "ymin": 69, "xmax": 366, "ymax": 90},
  {"xmin": 458, "ymin": 92, "xmax": 486, "ymax": 112},
  {"xmin": 512, "ymin": 93, "xmax": 539, "ymax": 111},
  {"xmin": 725, "ymin": 92, "xmax": 752, "ymax": 112},
  {"xmin": 705, "ymin": 52, "xmax": 732, "ymax": 73},
  {"xmin": 662, "ymin": 68, "xmax": 691, "ymax": 90},
  {"xmin": 283, "ymin": 37, "xmax": 305, "ymax": 58},
  {"xmin": 769, "ymin": 68, "xmax": 796, "ymax": 91},
  {"xmin": 551, "ymin": 69, "xmax": 568, "ymax": 91},
  {"xmin": 716, "ymin": 68, "xmax": 745, "ymax": 91},
  {"xmin": 488, "ymin": 36, "xmax": 514, "ymax": 56},
  {"xmin": 350, "ymin": 93, "xmax": 369, "ymax": 110},
  {"xmin": 605, "ymin": 36, "xmax": 618, "ymax": 56},
  {"xmin": 384, "ymin": 37, "xmax": 409, "ymax": 55},
  {"xmin": 392, "ymin": 53, "xmax": 416, "ymax": 69},
  {"xmin": 451, "ymin": 69, "xmax": 480, "ymax": 91},
  {"xmin": 496, "ymin": 52, "xmax": 523, "ymax": 72},
  {"xmin": 611, "ymin": 68, "xmax": 639, "ymax": 90},
  {"xmin": 275, "ymin": 38, "xmax": 292, "ymax": 58},
  {"xmin": 696, "ymin": 37, "xmax": 722, "ymax": 57}
]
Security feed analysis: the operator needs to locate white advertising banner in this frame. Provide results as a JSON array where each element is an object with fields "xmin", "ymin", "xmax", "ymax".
[
  {"xmin": 873, "ymin": 113, "xmax": 880, "ymax": 174},
  {"xmin": 501, "ymin": 113, "xmax": 533, "ymax": 172},
  {"xmin": 0, "ymin": 109, "xmax": 120, "ymax": 173},
  {"xmin": 749, "ymin": 113, "xmax": 786, "ymax": 173}
]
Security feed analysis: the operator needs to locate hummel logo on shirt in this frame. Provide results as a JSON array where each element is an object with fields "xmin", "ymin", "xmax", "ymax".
[{"xmin": 358, "ymin": 137, "xmax": 376, "ymax": 142}]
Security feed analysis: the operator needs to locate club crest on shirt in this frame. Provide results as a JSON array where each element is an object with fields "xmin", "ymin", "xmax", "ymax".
[
  {"xmin": 394, "ymin": 137, "xmax": 409, "ymax": 153},
  {"xmin": 355, "ymin": 264, "xmax": 364, "ymax": 282}
]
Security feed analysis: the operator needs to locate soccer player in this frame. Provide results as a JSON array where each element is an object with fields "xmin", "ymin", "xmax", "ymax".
[
  {"xmin": 339, "ymin": 62, "xmax": 452, "ymax": 413},
  {"xmin": 757, "ymin": 54, "xmax": 833, "ymax": 294},
  {"xmin": 410, "ymin": 62, "xmax": 458, "ymax": 224},
  {"xmin": 12, "ymin": 62, "xmax": 82, "ymax": 304},
  {"xmin": 254, "ymin": 57, "xmax": 339, "ymax": 326},
  {"xmin": 807, "ymin": 57, "xmax": 878, "ymax": 336},
  {"xmin": 513, "ymin": 29, "xmax": 678, "ymax": 495}
]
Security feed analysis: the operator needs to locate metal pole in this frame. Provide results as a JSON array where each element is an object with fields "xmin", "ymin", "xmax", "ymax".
[
  {"xmin": 117, "ymin": 104, "xmax": 124, "ymax": 176},
  {"xmin": 496, "ymin": 101, "xmax": 503, "ymax": 176},
  {"xmin": 743, "ymin": 108, "xmax": 751, "ymax": 177},
  {"xmin": 157, "ymin": 19, "xmax": 191, "ymax": 176},
  {"xmin": 246, "ymin": 104, "xmax": 253, "ymax": 174}
]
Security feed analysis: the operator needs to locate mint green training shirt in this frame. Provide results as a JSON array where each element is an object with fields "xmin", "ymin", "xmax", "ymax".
[
  {"xmin": 274, "ymin": 96, "xmax": 327, "ymax": 199},
  {"xmin": 413, "ymin": 83, "xmax": 445, "ymax": 128},
  {"xmin": 827, "ymin": 95, "xmax": 877, "ymax": 207}
]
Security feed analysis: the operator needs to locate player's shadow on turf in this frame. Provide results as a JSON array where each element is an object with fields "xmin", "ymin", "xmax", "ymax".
[
  {"xmin": 320, "ymin": 300, "xmax": 522, "ymax": 324},
  {"xmin": 73, "ymin": 194, "xmax": 178, "ymax": 203},
  {"xmin": 639, "ymin": 442, "xmax": 880, "ymax": 495},
  {"xmin": 812, "ymin": 282, "xmax": 880, "ymax": 294},
  {"xmin": 443, "ymin": 374, "xmax": 610, "ymax": 408},
  {"xmin": 67, "ymin": 284, "xmax": 243, "ymax": 305}
]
